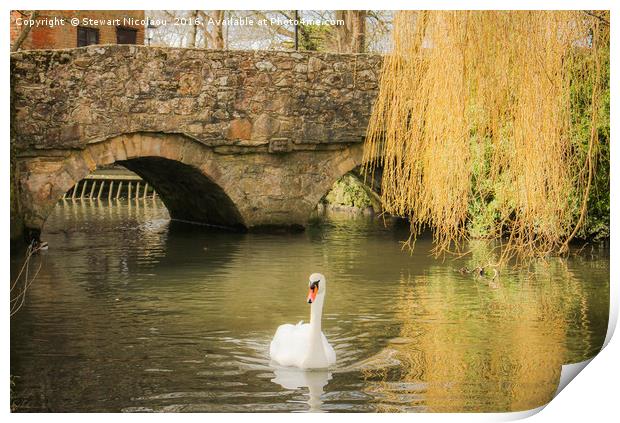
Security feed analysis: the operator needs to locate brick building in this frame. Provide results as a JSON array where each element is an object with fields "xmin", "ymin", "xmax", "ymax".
[{"xmin": 10, "ymin": 10, "xmax": 145, "ymax": 50}]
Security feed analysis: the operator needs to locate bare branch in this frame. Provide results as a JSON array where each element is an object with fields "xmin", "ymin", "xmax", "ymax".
[
  {"xmin": 583, "ymin": 10, "xmax": 610, "ymax": 26},
  {"xmin": 11, "ymin": 10, "xmax": 38, "ymax": 52},
  {"xmin": 250, "ymin": 10, "xmax": 295, "ymax": 38}
]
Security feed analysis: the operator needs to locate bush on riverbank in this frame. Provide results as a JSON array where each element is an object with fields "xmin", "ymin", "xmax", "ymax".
[
  {"xmin": 324, "ymin": 173, "xmax": 373, "ymax": 210},
  {"xmin": 465, "ymin": 36, "xmax": 610, "ymax": 243}
]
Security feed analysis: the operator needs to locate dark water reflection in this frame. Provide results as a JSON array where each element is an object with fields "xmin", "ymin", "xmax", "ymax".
[{"xmin": 10, "ymin": 200, "xmax": 609, "ymax": 412}]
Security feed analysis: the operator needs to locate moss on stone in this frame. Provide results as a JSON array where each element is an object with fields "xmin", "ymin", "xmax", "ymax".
[{"xmin": 324, "ymin": 173, "xmax": 372, "ymax": 209}]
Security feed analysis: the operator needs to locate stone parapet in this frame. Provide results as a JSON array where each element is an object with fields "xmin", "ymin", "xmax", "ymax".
[{"xmin": 11, "ymin": 45, "xmax": 382, "ymax": 154}]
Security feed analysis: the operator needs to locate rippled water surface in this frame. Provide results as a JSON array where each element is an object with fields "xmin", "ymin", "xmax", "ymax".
[{"xmin": 10, "ymin": 200, "xmax": 609, "ymax": 412}]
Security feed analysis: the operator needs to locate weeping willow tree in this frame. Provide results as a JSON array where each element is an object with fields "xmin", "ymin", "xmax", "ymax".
[{"xmin": 364, "ymin": 11, "xmax": 610, "ymax": 263}]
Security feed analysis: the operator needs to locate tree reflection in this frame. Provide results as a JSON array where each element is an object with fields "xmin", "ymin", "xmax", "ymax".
[{"xmin": 363, "ymin": 241, "xmax": 608, "ymax": 412}]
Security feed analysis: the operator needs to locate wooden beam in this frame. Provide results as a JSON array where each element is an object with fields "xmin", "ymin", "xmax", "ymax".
[
  {"xmin": 80, "ymin": 180, "xmax": 88, "ymax": 199},
  {"xmin": 89, "ymin": 181, "xmax": 97, "ymax": 198},
  {"xmin": 116, "ymin": 181, "xmax": 123, "ymax": 200},
  {"xmin": 97, "ymin": 181, "xmax": 105, "ymax": 199}
]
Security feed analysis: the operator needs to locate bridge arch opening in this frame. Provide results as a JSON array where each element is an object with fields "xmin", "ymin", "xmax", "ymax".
[
  {"xmin": 19, "ymin": 133, "xmax": 246, "ymax": 241},
  {"xmin": 117, "ymin": 157, "xmax": 244, "ymax": 229},
  {"xmin": 313, "ymin": 159, "xmax": 384, "ymax": 218},
  {"xmin": 317, "ymin": 171, "xmax": 380, "ymax": 215}
]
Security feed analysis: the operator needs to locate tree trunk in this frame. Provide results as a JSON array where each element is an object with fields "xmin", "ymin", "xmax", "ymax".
[
  {"xmin": 334, "ymin": 11, "xmax": 350, "ymax": 53},
  {"xmin": 199, "ymin": 10, "xmax": 225, "ymax": 49},
  {"xmin": 334, "ymin": 10, "xmax": 366, "ymax": 53},
  {"xmin": 11, "ymin": 10, "xmax": 39, "ymax": 52},
  {"xmin": 211, "ymin": 10, "xmax": 225, "ymax": 49},
  {"xmin": 350, "ymin": 11, "xmax": 366, "ymax": 53},
  {"xmin": 187, "ymin": 10, "xmax": 199, "ymax": 47}
]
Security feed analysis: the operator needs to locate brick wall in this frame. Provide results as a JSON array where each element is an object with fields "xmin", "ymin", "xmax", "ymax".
[{"xmin": 10, "ymin": 10, "xmax": 145, "ymax": 50}]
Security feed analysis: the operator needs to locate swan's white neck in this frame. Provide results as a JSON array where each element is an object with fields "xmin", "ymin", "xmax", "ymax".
[
  {"xmin": 302, "ymin": 291, "xmax": 326, "ymax": 368},
  {"xmin": 309, "ymin": 293, "xmax": 325, "ymax": 335}
]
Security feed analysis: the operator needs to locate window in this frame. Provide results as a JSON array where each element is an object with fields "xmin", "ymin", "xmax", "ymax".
[
  {"xmin": 116, "ymin": 27, "xmax": 137, "ymax": 44},
  {"xmin": 77, "ymin": 27, "xmax": 99, "ymax": 47}
]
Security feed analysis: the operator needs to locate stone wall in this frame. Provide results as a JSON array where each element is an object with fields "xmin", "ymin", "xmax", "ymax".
[{"xmin": 11, "ymin": 45, "xmax": 381, "ymax": 154}]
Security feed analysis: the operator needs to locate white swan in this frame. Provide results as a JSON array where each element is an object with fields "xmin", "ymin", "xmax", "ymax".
[{"xmin": 269, "ymin": 273, "xmax": 336, "ymax": 369}]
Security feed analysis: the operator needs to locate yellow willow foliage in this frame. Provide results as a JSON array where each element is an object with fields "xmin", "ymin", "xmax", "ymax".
[{"xmin": 363, "ymin": 10, "xmax": 609, "ymax": 263}]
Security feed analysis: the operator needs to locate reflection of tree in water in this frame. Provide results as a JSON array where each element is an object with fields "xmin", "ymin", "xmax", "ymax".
[{"xmin": 362, "ymin": 241, "xmax": 608, "ymax": 412}]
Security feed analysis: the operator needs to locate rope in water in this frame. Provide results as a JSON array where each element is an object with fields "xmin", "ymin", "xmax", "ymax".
[{"xmin": 10, "ymin": 240, "xmax": 46, "ymax": 317}]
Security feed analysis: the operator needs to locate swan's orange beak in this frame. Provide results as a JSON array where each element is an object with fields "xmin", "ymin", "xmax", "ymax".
[{"xmin": 307, "ymin": 286, "xmax": 318, "ymax": 304}]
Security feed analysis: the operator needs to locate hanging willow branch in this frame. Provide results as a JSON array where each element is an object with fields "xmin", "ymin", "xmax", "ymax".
[{"xmin": 363, "ymin": 11, "xmax": 609, "ymax": 264}]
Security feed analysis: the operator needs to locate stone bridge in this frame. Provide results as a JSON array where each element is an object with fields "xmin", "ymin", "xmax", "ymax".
[{"xmin": 10, "ymin": 45, "xmax": 382, "ymax": 238}]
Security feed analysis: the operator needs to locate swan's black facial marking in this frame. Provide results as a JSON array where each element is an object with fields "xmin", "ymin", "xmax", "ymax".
[{"xmin": 307, "ymin": 279, "xmax": 320, "ymax": 304}]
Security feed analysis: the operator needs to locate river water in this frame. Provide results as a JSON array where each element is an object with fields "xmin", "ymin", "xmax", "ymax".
[{"xmin": 10, "ymin": 200, "xmax": 609, "ymax": 412}]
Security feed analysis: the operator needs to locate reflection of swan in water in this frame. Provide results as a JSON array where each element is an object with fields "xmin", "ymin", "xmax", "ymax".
[
  {"xmin": 271, "ymin": 366, "xmax": 332, "ymax": 412},
  {"xmin": 268, "ymin": 343, "xmax": 405, "ymax": 412}
]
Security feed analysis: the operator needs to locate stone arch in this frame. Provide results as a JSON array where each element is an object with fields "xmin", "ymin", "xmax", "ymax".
[
  {"xmin": 302, "ymin": 144, "xmax": 383, "ymax": 213},
  {"xmin": 16, "ymin": 132, "xmax": 246, "ymax": 236},
  {"xmin": 301, "ymin": 144, "xmax": 365, "ymax": 211}
]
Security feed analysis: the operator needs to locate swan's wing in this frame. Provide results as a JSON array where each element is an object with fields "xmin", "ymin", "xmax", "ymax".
[
  {"xmin": 270, "ymin": 323, "xmax": 311, "ymax": 367},
  {"xmin": 270, "ymin": 324, "xmax": 295, "ymax": 352},
  {"xmin": 270, "ymin": 323, "xmax": 294, "ymax": 357},
  {"xmin": 321, "ymin": 332, "xmax": 337, "ymax": 366}
]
